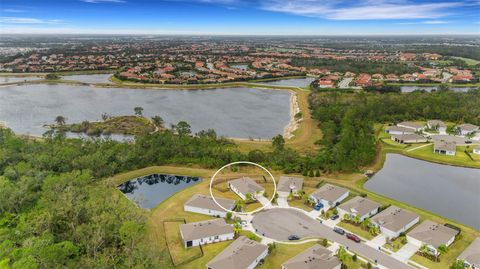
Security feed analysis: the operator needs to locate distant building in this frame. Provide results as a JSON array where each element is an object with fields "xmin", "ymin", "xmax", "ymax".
[
  {"xmin": 228, "ymin": 177, "xmax": 265, "ymax": 200},
  {"xmin": 427, "ymin": 120, "xmax": 447, "ymax": 134},
  {"xmin": 457, "ymin": 124, "xmax": 479, "ymax": 136},
  {"xmin": 407, "ymin": 220, "xmax": 459, "ymax": 256},
  {"xmin": 310, "ymin": 184, "xmax": 349, "ymax": 210},
  {"xmin": 206, "ymin": 236, "xmax": 268, "ymax": 269},
  {"xmin": 277, "ymin": 176, "xmax": 304, "ymax": 197},
  {"xmin": 391, "ymin": 134, "xmax": 428, "ymax": 144},
  {"xmin": 385, "ymin": 126, "xmax": 416, "ymax": 135},
  {"xmin": 184, "ymin": 194, "xmax": 235, "ymax": 218},
  {"xmin": 397, "ymin": 121, "xmax": 425, "ymax": 132},
  {"xmin": 282, "ymin": 245, "xmax": 342, "ymax": 269},
  {"xmin": 433, "ymin": 141, "xmax": 456, "ymax": 156},
  {"xmin": 180, "ymin": 218, "xmax": 234, "ymax": 248},
  {"xmin": 337, "ymin": 196, "xmax": 382, "ymax": 221},
  {"xmin": 457, "ymin": 237, "xmax": 480, "ymax": 269},
  {"xmin": 371, "ymin": 206, "xmax": 420, "ymax": 239}
]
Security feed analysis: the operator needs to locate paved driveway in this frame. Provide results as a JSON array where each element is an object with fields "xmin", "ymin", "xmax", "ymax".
[
  {"xmin": 392, "ymin": 242, "xmax": 419, "ymax": 262},
  {"xmin": 277, "ymin": 197, "xmax": 289, "ymax": 208},
  {"xmin": 366, "ymin": 234, "xmax": 387, "ymax": 249},
  {"xmin": 252, "ymin": 208, "xmax": 414, "ymax": 269}
]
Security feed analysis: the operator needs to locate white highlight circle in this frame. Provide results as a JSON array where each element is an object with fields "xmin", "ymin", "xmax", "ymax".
[{"xmin": 209, "ymin": 161, "xmax": 276, "ymax": 215}]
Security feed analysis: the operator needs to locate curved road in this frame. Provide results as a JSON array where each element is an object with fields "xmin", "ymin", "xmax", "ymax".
[{"xmin": 251, "ymin": 208, "xmax": 414, "ymax": 269}]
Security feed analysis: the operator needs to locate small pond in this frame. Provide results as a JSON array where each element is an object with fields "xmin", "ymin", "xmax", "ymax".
[
  {"xmin": 118, "ymin": 174, "xmax": 201, "ymax": 209},
  {"xmin": 365, "ymin": 154, "xmax": 480, "ymax": 229},
  {"xmin": 61, "ymin": 74, "xmax": 112, "ymax": 84}
]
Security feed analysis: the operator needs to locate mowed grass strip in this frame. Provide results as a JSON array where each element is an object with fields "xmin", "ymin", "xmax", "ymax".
[{"xmin": 163, "ymin": 221, "xmax": 203, "ymax": 266}]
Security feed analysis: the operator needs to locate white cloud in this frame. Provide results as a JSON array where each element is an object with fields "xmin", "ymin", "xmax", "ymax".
[
  {"xmin": 261, "ymin": 0, "xmax": 462, "ymax": 20},
  {"xmin": 1, "ymin": 9, "xmax": 25, "ymax": 13},
  {"xmin": 0, "ymin": 17, "xmax": 63, "ymax": 24},
  {"xmin": 80, "ymin": 0, "xmax": 126, "ymax": 3}
]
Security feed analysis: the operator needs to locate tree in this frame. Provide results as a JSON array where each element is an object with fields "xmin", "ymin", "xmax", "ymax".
[
  {"xmin": 55, "ymin": 115, "xmax": 66, "ymax": 126},
  {"xmin": 134, "ymin": 106, "xmax": 144, "ymax": 116},
  {"xmin": 151, "ymin": 115, "xmax": 164, "ymax": 128},
  {"xmin": 245, "ymin": 193, "xmax": 253, "ymax": 201},
  {"xmin": 45, "ymin": 73, "xmax": 60, "ymax": 80},
  {"xmin": 438, "ymin": 244, "xmax": 448, "ymax": 254},
  {"xmin": 352, "ymin": 254, "xmax": 357, "ymax": 262},
  {"xmin": 226, "ymin": 212, "xmax": 232, "ymax": 220},
  {"xmin": 336, "ymin": 246, "xmax": 348, "ymax": 262},
  {"xmin": 272, "ymin": 134, "xmax": 285, "ymax": 151},
  {"xmin": 176, "ymin": 121, "xmax": 191, "ymax": 136}
]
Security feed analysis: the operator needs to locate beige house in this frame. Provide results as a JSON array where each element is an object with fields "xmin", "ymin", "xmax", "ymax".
[
  {"xmin": 371, "ymin": 206, "xmax": 420, "ymax": 239},
  {"xmin": 407, "ymin": 220, "xmax": 459, "ymax": 256},
  {"xmin": 277, "ymin": 176, "xmax": 304, "ymax": 197},
  {"xmin": 310, "ymin": 184, "xmax": 349, "ymax": 210},
  {"xmin": 282, "ymin": 245, "xmax": 342, "ymax": 269},
  {"xmin": 228, "ymin": 177, "xmax": 265, "ymax": 200},
  {"xmin": 184, "ymin": 194, "xmax": 235, "ymax": 217},
  {"xmin": 337, "ymin": 196, "xmax": 382, "ymax": 221},
  {"xmin": 180, "ymin": 218, "xmax": 234, "ymax": 248},
  {"xmin": 433, "ymin": 141, "xmax": 456, "ymax": 156},
  {"xmin": 391, "ymin": 133, "xmax": 427, "ymax": 144},
  {"xmin": 206, "ymin": 236, "xmax": 268, "ymax": 269},
  {"xmin": 457, "ymin": 237, "xmax": 480, "ymax": 268}
]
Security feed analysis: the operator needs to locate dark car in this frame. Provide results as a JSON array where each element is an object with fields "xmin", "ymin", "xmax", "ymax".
[
  {"xmin": 465, "ymin": 141, "xmax": 472, "ymax": 144},
  {"xmin": 346, "ymin": 233, "xmax": 361, "ymax": 243},
  {"xmin": 288, "ymin": 235, "xmax": 300, "ymax": 240},
  {"xmin": 333, "ymin": 227, "xmax": 345, "ymax": 235},
  {"xmin": 330, "ymin": 214, "xmax": 339, "ymax": 221}
]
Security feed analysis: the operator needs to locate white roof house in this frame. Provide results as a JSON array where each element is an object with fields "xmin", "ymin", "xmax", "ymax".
[
  {"xmin": 473, "ymin": 146, "xmax": 480, "ymax": 155},
  {"xmin": 277, "ymin": 176, "xmax": 304, "ymax": 197},
  {"xmin": 282, "ymin": 245, "xmax": 342, "ymax": 269},
  {"xmin": 457, "ymin": 237, "xmax": 480, "ymax": 268},
  {"xmin": 310, "ymin": 184, "xmax": 349, "ymax": 209},
  {"xmin": 337, "ymin": 196, "xmax": 382, "ymax": 221},
  {"xmin": 184, "ymin": 194, "xmax": 235, "ymax": 217},
  {"xmin": 206, "ymin": 236, "xmax": 268, "ymax": 269},
  {"xmin": 407, "ymin": 220, "xmax": 459, "ymax": 256},
  {"xmin": 427, "ymin": 120, "xmax": 446, "ymax": 134},
  {"xmin": 180, "ymin": 218, "xmax": 234, "ymax": 248},
  {"xmin": 385, "ymin": 126, "xmax": 415, "ymax": 135},
  {"xmin": 457, "ymin": 123, "xmax": 479, "ymax": 136},
  {"xmin": 397, "ymin": 121, "xmax": 425, "ymax": 132},
  {"xmin": 371, "ymin": 206, "xmax": 420, "ymax": 239},
  {"xmin": 391, "ymin": 133, "xmax": 428, "ymax": 144},
  {"xmin": 433, "ymin": 141, "xmax": 456, "ymax": 156},
  {"xmin": 228, "ymin": 177, "xmax": 265, "ymax": 200}
]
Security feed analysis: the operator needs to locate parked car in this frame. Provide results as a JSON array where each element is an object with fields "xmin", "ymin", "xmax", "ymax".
[
  {"xmin": 288, "ymin": 235, "xmax": 300, "ymax": 241},
  {"xmin": 314, "ymin": 203, "xmax": 324, "ymax": 211},
  {"xmin": 330, "ymin": 214, "xmax": 339, "ymax": 220},
  {"xmin": 333, "ymin": 227, "xmax": 345, "ymax": 235},
  {"xmin": 346, "ymin": 233, "xmax": 361, "ymax": 243}
]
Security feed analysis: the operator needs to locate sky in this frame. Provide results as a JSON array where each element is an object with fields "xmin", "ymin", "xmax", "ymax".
[{"xmin": 0, "ymin": 0, "xmax": 479, "ymax": 35}]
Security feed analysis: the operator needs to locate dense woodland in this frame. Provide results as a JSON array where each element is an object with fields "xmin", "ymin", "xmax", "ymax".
[
  {"xmin": 290, "ymin": 58, "xmax": 419, "ymax": 75},
  {"xmin": 1, "ymin": 88, "xmax": 479, "ymax": 268}
]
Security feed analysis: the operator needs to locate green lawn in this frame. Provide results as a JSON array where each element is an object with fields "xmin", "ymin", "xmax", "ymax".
[
  {"xmin": 178, "ymin": 240, "xmax": 231, "ymax": 269},
  {"xmin": 451, "ymin": 57, "xmax": 480, "ymax": 66},
  {"xmin": 384, "ymin": 236, "xmax": 407, "ymax": 252},
  {"xmin": 337, "ymin": 221, "xmax": 375, "ymax": 240},
  {"xmin": 406, "ymin": 144, "xmax": 480, "ymax": 168},
  {"xmin": 259, "ymin": 242, "xmax": 317, "ymax": 268},
  {"xmin": 288, "ymin": 198, "xmax": 314, "ymax": 212},
  {"xmin": 410, "ymin": 233, "xmax": 475, "ymax": 269},
  {"xmin": 163, "ymin": 221, "xmax": 203, "ymax": 266}
]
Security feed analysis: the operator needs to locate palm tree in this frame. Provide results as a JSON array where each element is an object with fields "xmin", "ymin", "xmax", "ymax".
[
  {"xmin": 353, "ymin": 215, "xmax": 361, "ymax": 224},
  {"xmin": 343, "ymin": 214, "xmax": 351, "ymax": 222},
  {"xmin": 233, "ymin": 222, "xmax": 242, "ymax": 236},
  {"xmin": 336, "ymin": 246, "xmax": 348, "ymax": 262},
  {"xmin": 55, "ymin": 115, "xmax": 66, "ymax": 126}
]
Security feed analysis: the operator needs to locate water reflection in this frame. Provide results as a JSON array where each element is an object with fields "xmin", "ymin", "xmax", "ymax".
[{"xmin": 118, "ymin": 174, "xmax": 201, "ymax": 209}]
